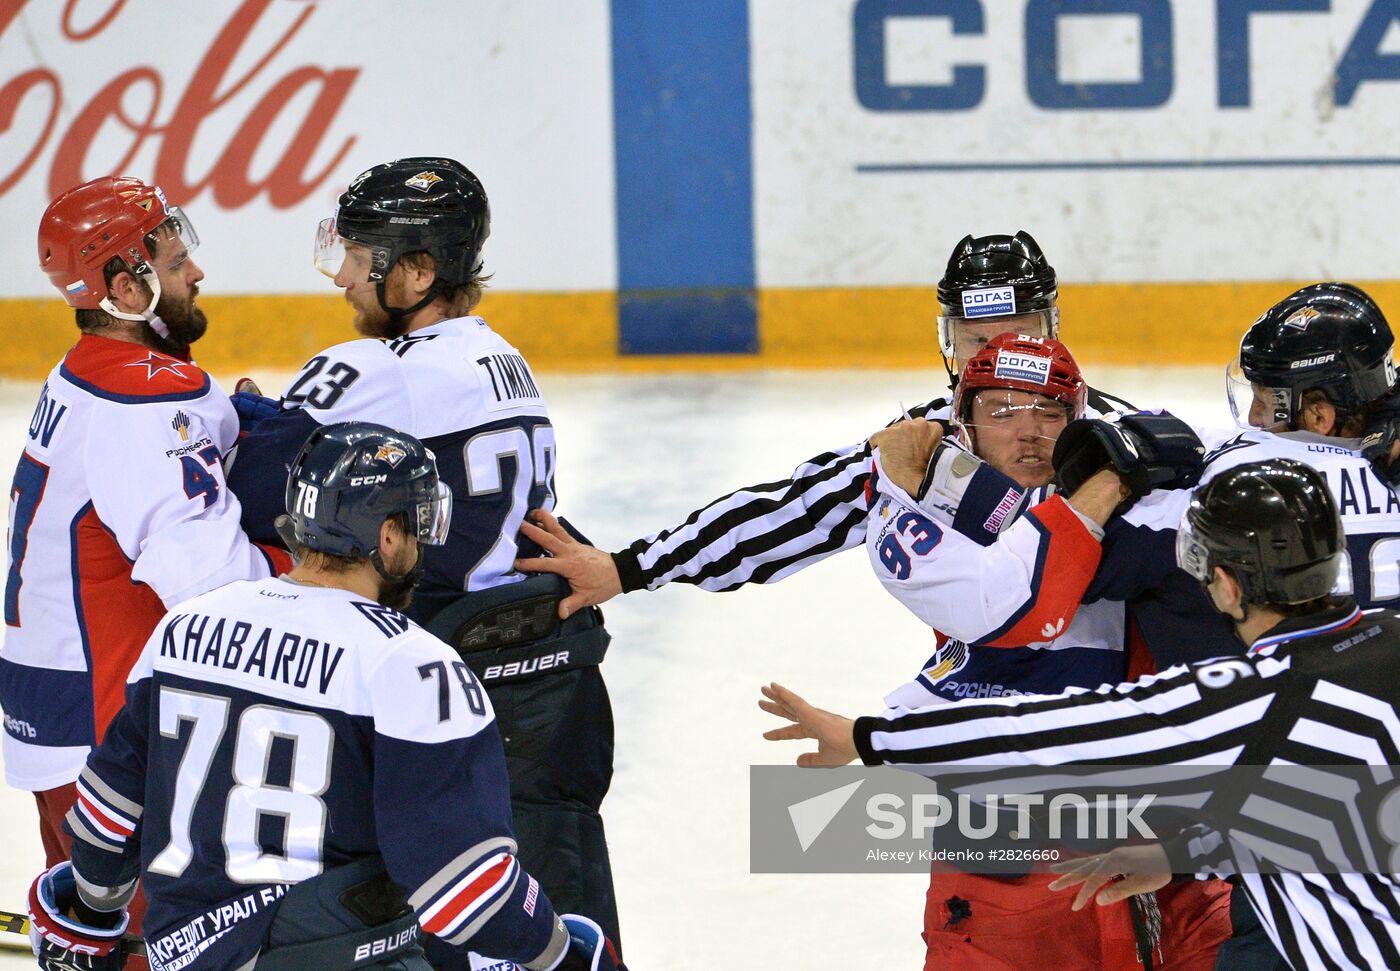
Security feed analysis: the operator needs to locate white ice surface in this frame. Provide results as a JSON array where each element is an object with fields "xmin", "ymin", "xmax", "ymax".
[{"xmin": 0, "ymin": 365, "xmax": 1229, "ymax": 967}]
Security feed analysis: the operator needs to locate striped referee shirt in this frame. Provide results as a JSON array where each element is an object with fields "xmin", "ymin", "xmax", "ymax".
[
  {"xmin": 854, "ymin": 600, "xmax": 1400, "ymax": 971},
  {"xmin": 612, "ymin": 387, "xmax": 1133, "ymax": 593}
]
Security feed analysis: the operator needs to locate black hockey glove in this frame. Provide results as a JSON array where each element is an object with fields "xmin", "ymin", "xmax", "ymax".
[
  {"xmin": 1360, "ymin": 387, "xmax": 1400, "ymax": 487},
  {"xmin": 1053, "ymin": 411, "xmax": 1205, "ymax": 509}
]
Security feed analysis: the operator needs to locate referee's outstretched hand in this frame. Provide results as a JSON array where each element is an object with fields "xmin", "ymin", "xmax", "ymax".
[
  {"xmin": 759, "ymin": 682, "xmax": 858, "ymax": 767},
  {"xmin": 1047, "ymin": 844, "xmax": 1173, "ymax": 911},
  {"xmin": 515, "ymin": 509, "xmax": 623, "ymax": 619}
]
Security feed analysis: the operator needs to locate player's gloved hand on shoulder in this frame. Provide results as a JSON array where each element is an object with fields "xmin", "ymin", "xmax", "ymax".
[
  {"xmin": 1053, "ymin": 411, "xmax": 1205, "ymax": 511},
  {"xmin": 1360, "ymin": 387, "xmax": 1400, "ymax": 487},
  {"xmin": 556, "ymin": 914, "xmax": 625, "ymax": 971},
  {"xmin": 231, "ymin": 392, "xmax": 281, "ymax": 434},
  {"xmin": 230, "ymin": 377, "xmax": 281, "ymax": 435},
  {"xmin": 27, "ymin": 862, "xmax": 129, "ymax": 971}
]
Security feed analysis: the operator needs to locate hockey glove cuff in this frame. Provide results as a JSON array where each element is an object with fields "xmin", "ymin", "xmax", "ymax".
[
  {"xmin": 554, "ymin": 914, "xmax": 625, "ymax": 971},
  {"xmin": 28, "ymin": 862, "xmax": 129, "ymax": 971},
  {"xmin": 1053, "ymin": 412, "xmax": 1205, "ymax": 510}
]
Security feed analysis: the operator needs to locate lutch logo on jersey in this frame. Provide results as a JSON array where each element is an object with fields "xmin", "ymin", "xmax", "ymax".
[
  {"xmin": 993, "ymin": 350, "xmax": 1051, "ymax": 385},
  {"xmin": 961, "ymin": 286, "xmax": 1016, "ymax": 318}
]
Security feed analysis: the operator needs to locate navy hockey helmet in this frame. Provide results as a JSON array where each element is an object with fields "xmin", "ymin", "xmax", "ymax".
[
  {"xmin": 1228, "ymin": 282, "xmax": 1396, "ymax": 431},
  {"xmin": 284, "ymin": 422, "xmax": 452, "ymax": 560},
  {"xmin": 314, "ymin": 157, "xmax": 490, "ymax": 317},
  {"xmin": 936, "ymin": 232, "xmax": 1060, "ymax": 383},
  {"xmin": 1176, "ymin": 459, "xmax": 1344, "ymax": 605}
]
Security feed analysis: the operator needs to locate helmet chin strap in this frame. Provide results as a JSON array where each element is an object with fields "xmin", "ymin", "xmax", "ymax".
[
  {"xmin": 99, "ymin": 271, "xmax": 171, "ymax": 341},
  {"xmin": 370, "ymin": 544, "xmax": 425, "ymax": 586},
  {"xmin": 375, "ymin": 279, "xmax": 442, "ymax": 326}
]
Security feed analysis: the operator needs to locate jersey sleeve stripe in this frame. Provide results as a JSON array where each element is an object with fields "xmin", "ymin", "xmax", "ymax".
[
  {"xmin": 74, "ymin": 779, "xmax": 136, "ymax": 837},
  {"xmin": 77, "ymin": 765, "xmax": 143, "ymax": 820},
  {"xmin": 419, "ymin": 852, "xmax": 518, "ymax": 939},
  {"xmin": 407, "ymin": 835, "xmax": 516, "ymax": 909},
  {"xmin": 65, "ymin": 806, "xmax": 127, "ymax": 854}
]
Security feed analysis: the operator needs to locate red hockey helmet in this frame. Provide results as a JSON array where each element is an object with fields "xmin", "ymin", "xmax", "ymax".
[
  {"xmin": 952, "ymin": 333, "xmax": 1088, "ymax": 422},
  {"xmin": 37, "ymin": 177, "xmax": 195, "ymax": 310}
]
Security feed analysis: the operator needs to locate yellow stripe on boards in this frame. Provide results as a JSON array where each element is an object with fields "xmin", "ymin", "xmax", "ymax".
[{"xmin": 2, "ymin": 281, "xmax": 1397, "ymax": 379}]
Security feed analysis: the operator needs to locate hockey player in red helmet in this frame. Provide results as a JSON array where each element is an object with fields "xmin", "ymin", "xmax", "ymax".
[
  {"xmin": 849, "ymin": 333, "xmax": 1230, "ymax": 971},
  {"xmin": 4, "ymin": 179, "xmax": 291, "ymax": 970},
  {"xmin": 38, "ymin": 175, "xmax": 205, "ymax": 354},
  {"xmin": 949, "ymin": 333, "xmax": 1088, "ymax": 490}
]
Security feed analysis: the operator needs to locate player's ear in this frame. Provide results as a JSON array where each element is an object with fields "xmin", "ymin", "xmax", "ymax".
[
  {"xmin": 378, "ymin": 516, "xmax": 402, "ymax": 557},
  {"xmin": 1209, "ymin": 566, "xmax": 1244, "ymax": 615},
  {"xmin": 107, "ymin": 265, "xmax": 145, "ymax": 312},
  {"xmin": 400, "ymin": 257, "xmax": 437, "ymax": 299},
  {"xmin": 1298, "ymin": 397, "xmax": 1337, "ymax": 436}
]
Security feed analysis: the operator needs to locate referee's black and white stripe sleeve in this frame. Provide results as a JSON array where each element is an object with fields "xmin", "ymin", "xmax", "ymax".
[
  {"xmin": 612, "ymin": 440, "xmax": 872, "ymax": 592},
  {"xmin": 854, "ymin": 653, "xmax": 1285, "ymax": 772},
  {"xmin": 611, "ymin": 401, "xmax": 953, "ymax": 593}
]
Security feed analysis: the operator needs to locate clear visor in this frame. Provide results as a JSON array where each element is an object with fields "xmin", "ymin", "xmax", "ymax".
[
  {"xmin": 937, "ymin": 309, "xmax": 1058, "ymax": 365},
  {"xmin": 1176, "ymin": 511, "xmax": 1213, "ymax": 583},
  {"xmin": 147, "ymin": 208, "xmax": 199, "ymax": 272},
  {"xmin": 414, "ymin": 481, "xmax": 453, "ymax": 546},
  {"xmin": 314, "ymin": 215, "xmax": 344, "ymax": 280},
  {"xmin": 1225, "ymin": 359, "xmax": 1290, "ymax": 431},
  {"xmin": 959, "ymin": 389, "xmax": 1070, "ymax": 441}
]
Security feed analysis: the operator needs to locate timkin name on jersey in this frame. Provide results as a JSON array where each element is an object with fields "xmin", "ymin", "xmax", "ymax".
[
  {"xmin": 159, "ymin": 613, "xmax": 346, "ymax": 694},
  {"xmin": 476, "ymin": 353, "xmax": 541, "ymax": 404}
]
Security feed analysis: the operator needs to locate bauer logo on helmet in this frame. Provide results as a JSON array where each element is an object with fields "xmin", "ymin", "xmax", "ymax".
[
  {"xmin": 962, "ymin": 286, "xmax": 1016, "ymax": 318},
  {"xmin": 993, "ymin": 350, "xmax": 1052, "ymax": 385}
]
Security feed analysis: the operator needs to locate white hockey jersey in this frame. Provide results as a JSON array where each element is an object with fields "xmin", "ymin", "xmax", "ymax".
[
  {"xmin": 865, "ymin": 447, "xmax": 1129, "ymax": 708},
  {"xmin": 0, "ymin": 335, "xmax": 287, "ymax": 790},
  {"xmin": 226, "ymin": 316, "xmax": 555, "ymax": 624},
  {"xmin": 1107, "ymin": 427, "xmax": 1400, "ymax": 608}
]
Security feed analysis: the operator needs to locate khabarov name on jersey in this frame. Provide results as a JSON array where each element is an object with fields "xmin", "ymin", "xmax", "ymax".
[{"xmin": 158, "ymin": 612, "xmax": 345, "ymax": 695}]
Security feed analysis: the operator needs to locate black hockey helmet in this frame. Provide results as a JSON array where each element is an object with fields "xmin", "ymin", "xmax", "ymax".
[
  {"xmin": 1228, "ymin": 282, "xmax": 1396, "ymax": 431},
  {"xmin": 283, "ymin": 421, "xmax": 452, "ymax": 560},
  {"xmin": 1176, "ymin": 458, "xmax": 1343, "ymax": 605},
  {"xmin": 936, "ymin": 232, "xmax": 1060, "ymax": 383},
  {"xmin": 314, "ymin": 157, "xmax": 490, "ymax": 317}
]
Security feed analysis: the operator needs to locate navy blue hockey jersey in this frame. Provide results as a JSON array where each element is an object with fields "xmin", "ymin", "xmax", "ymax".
[{"xmin": 63, "ymin": 577, "xmax": 567, "ymax": 971}]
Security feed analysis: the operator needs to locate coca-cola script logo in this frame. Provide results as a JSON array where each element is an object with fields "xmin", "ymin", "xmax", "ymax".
[{"xmin": 0, "ymin": 0, "xmax": 359, "ymax": 207}]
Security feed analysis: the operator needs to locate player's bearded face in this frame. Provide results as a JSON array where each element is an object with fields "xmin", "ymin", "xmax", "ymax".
[
  {"xmin": 149, "ymin": 230, "xmax": 207, "ymax": 350},
  {"xmin": 966, "ymin": 389, "xmax": 1069, "ymax": 489},
  {"xmin": 376, "ymin": 532, "xmax": 423, "ymax": 610},
  {"xmin": 342, "ymin": 259, "xmax": 411, "ymax": 341}
]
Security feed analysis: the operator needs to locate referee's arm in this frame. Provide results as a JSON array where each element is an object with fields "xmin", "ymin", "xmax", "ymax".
[{"xmin": 854, "ymin": 652, "xmax": 1284, "ymax": 770}]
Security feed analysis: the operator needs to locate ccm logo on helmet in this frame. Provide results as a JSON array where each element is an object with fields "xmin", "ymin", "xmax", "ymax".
[
  {"xmin": 349, "ymin": 474, "xmax": 388, "ymax": 485},
  {"xmin": 962, "ymin": 286, "xmax": 1016, "ymax": 318},
  {"xmin": 993, "ymin": 351, "xmax": 1051, "ymax": 385}
]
